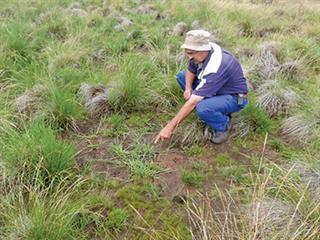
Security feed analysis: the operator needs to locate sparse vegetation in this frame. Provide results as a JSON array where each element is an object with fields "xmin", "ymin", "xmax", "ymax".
[{"xmin": 1, "ymin": 0, "xmax": 319, "ymax": 238}]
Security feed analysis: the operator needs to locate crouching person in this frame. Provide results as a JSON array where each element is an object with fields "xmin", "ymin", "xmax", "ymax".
[{"xmin": 155, "ymin": 30, "xmax": 248, "ymax": 144}]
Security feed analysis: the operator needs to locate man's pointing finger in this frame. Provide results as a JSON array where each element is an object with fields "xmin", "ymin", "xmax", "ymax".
[{"xmin": 154, "ymin": 135, "xmax": 160, "ymax": 144}]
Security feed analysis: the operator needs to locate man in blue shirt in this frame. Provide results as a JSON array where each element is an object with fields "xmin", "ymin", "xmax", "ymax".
[{"xmin": 155, "ymin": 30, "xmax": 248, "ymax": 144}]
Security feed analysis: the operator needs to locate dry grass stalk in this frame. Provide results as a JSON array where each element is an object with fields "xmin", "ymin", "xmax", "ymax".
[
  {"xmin": 285, "ymin": 162, "xmax": 320, "ymax": 199},
  {"xmin": 244, "ymin": 198, "xmax": 303, "ymax": 239},
  {"xmin": 230, "ymin": 113, "xmax": 251, "ymax": 138},
  {"xmin": 185, "ymin": 191, "xmax": 249, "ymax": 240},
  {"xmin": 174, "ymin": 120, "xmax": 205, "ymax": 145}
]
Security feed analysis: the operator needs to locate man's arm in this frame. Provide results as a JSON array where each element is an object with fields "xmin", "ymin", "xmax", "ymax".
[
  {"xmin": 184, "ymin": 70, "xmax": 196, "ymax": 100},
  {"xmin": 155, "ymin": 94, "xmax": 204, "ymax": 143}
]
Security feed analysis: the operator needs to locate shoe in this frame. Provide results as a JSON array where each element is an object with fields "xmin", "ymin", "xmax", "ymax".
[
  {"xmin": 211, "ymin": 130, "xmax": 229, "ymax": 144},
  {"xmin": 211, "ymin": 118, "xmax": 232, "ymax": 144}
]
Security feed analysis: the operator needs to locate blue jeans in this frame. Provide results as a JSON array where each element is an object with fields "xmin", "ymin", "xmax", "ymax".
[{"xmin": 177, "ymin": 70, "xmax": 248, "ymax": 132}]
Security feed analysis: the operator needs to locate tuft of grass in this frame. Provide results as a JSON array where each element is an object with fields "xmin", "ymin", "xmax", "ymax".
[
  {"xmin": 215, "ymin": 153, "xmax": 235, "ymax": 167},
  {"xmin": 286, "ymin": 37, "xmax": 320, "ymax": 72},
  {"xmin": 47, "ymin": 84, "xmax": 84, "ymax": 129},
  {"xmin": 110, "ymin": 141, "xmax": 161, "ymax": 178},
  {"xmin": 0, "ymin": 20, "xmax": 35, "ymax": 57},
  {"xmin": 105, "ymin": 208, "xmax": 129, "ymax": 233},
  {"xmin": 102, "ymin": 113, "xmax": 128, "ymax": 137},
  {"xmin": 220, "ymin": 165, "xmax": 248, "ymax": 184},
  {"xmin": 281, "ymin": 114, "xmax": 319, "ymax": 145},
  {"xmin": 0, "ymin": 121, "xmax": 75, "ymax": 179},
  {"xmin": 181, "ymin": 169, "xmax": 205, "ymax": 188},
  {"xmin": 78, "ymin": 82, "xmax": 111, "ymax": 117},
  {"xmin": 107, "ymin": 53, "xmax": 165, "ymax": 112},
  {"xmin": 0, "ymin": 172, "xmax": 104, "ymax": 240},
  {"xmin": 45, "ymin": 35, "xmax": 91, "ymax": 74},
  {"xmin": 256, "ymin": 79, "xmax": 299, "ymax": 117}
]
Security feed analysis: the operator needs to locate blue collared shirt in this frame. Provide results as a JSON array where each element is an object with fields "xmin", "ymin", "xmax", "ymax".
[{"xmin": 188, "ymin": 42, "xmax": 248, "ymax": 97}]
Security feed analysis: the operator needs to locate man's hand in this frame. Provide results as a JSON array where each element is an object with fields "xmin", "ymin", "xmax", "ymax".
[
  {"xmin": 154, "ymin": 124, "xmax": 174, "ymax": 144},
  {"xmin": 183, "ymin": 89, "xmax": 192, "ymax": 101},
  {"xmin": 154, "ymin": 94, "xmax": 204, "ymax": 144}
]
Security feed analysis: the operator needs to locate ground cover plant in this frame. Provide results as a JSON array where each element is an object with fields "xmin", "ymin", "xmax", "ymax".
[{"xmin": 0, "ymin": 0, "xmax": 320, "ymax": 239}]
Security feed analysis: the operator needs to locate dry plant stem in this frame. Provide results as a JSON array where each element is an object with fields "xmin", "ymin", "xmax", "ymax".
[
  {"xmin": 129, "ymin": 204, "xmax": 159, "ymax": 237},
  {"xmin": 257, "ymin": 132, "xmax": 268, "ymax": 176}
]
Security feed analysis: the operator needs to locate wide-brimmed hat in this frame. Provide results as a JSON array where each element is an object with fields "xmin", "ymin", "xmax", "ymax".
[{"xmin": 181, "ymin": 29, "xmax": 211, "ymax": 51}]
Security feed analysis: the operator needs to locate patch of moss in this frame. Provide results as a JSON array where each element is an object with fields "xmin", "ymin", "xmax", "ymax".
[{"xmin": 114, "ymin": 180, "xmax": 191, "ymax": 239}]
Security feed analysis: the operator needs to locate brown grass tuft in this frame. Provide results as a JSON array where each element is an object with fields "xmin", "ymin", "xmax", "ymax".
[
  {"xmin": 14, "ymin": 84, "xmax": 48, "ymax": 116},
  {"xmin": 244, "ymin": 198, "xmax": 303, "ymax": 238},
  {"xmin": 78, "ymin": 83, "xmax": 111, "ymax": 116},
  {"xmin": 174, "ymin": 120, "xmax": 205, "ymax": 145},
  {"xmin": 256, "ymin": 80, "xmax": 299, "ymax": 117},
  {"xmin": 172, "ymin": 22, "xmax": 188, "ymax": 36},
  {"xmin": 285, "ymin": 162, "xmax": 320, "ymax": 199},
  {"xmin": 281, "ymin": 114, "xmax": 318, "ymax": 144},
  {"xmin": 256, "ymin": 42, "xmax": 281, "ymax": 78}
]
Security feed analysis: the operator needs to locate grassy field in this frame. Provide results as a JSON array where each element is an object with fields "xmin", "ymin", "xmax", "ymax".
[{"xmin": 0, "ymin": 0, "xmax": 320, "ymax": 239}]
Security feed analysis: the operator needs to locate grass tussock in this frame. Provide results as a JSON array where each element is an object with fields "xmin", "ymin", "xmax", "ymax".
[
  {"xmin": 256, "ymin": 80, "xmax": 299, "ymax": 117},
  {"xmin": 79, "ymin": 83, "xmax": 111, "ymax": 116},
  {"xmin": 14, "ymin": 84, "xmax": 48, "ymax": 117},
  {"xmin": 0, "ymin": 172, "xmax": 98, "ymax": 240},
  {"xmin": 0, "ymin": 121, "xmax": 75, "ymax": 179},
  {"xmin": 108, "ymin": 53, "xmax": 170, "ymax": 112},
  {"xmin": 232, "ymin": 95, "xmax": 274, "ymax": 138},
  {"xmin": 47, "ymin": 84, "xmax": 84, "ymax": 129},
  {"xmin": 281, "ymin": 114, "xmax": 319, "ymax": 145}
]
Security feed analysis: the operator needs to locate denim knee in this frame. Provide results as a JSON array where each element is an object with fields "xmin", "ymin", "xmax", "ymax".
[
  {"xmin": 176, "ymin": 70, "xmax": 186, "ymax": 91},
  {"xmin": 176, "ymin": 70, "xmax": 186, "ymax": 80},
  {"xmin": 195, "ymin": 101, "xmax": 211, "ymax": 119}
]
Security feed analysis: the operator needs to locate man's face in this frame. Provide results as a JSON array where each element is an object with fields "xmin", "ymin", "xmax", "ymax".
[{"xmin": 185, "ymin": 49, "xmax": 208, "ymax": 64}]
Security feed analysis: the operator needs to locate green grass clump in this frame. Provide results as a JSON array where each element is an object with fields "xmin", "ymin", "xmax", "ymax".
[
  {"xmin": 105, "ymin": 208, "xmax": 129, "ymax": 233},
  {"xmin": 286, "ymin": 37, "xmax": 320, "ymax": 72},
  {"xmin": 181, "ymin": 169, "xmax": 205, "ymax": 188},
  {"xmin": 48, "ymin": 84, "xmax": 84, "ymax": 129},
  {"xmin": 0, "ymin": 174, "xmax": 96, "ymax": 240},
  {"xmin": 0, "ymin": 121, "xmax": 75, "ymax": 178},
  {"xmin": 220, "ymin": 165, "xmax": 248, "ymax": 183},
  {"xmin": 108, "ymin": 53, "xmax": 162, "ymax": 112},
  {"xmin": 0, "ymin": 20, "xmax": 35, "ymax": 57},
  {"xmin": 110, "ymin": 142, "xmax": 161, "ymax": 178},
  {"xmin": 233, "ymin": 95, "xmax": 274, "ymax": 138},
  {"xmin": 101, "ymin": 114, "xmax": 129, "ymax": 137},
  {"xmin": 215, "ymin": 153, "xmax": 235, "ymax": 167},
  {"xmin": 182, "ymin": 144, "xmax": 204, "ymax": 157}
]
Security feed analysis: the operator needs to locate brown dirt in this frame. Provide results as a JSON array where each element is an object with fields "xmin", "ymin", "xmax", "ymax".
[
  {"xmin": 71, "ymin": 118, "xmax": 282, "ymax": 202},
  {"xmin": 156, "ymin": 151, "xmax": 188, "ymax": 198}
]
